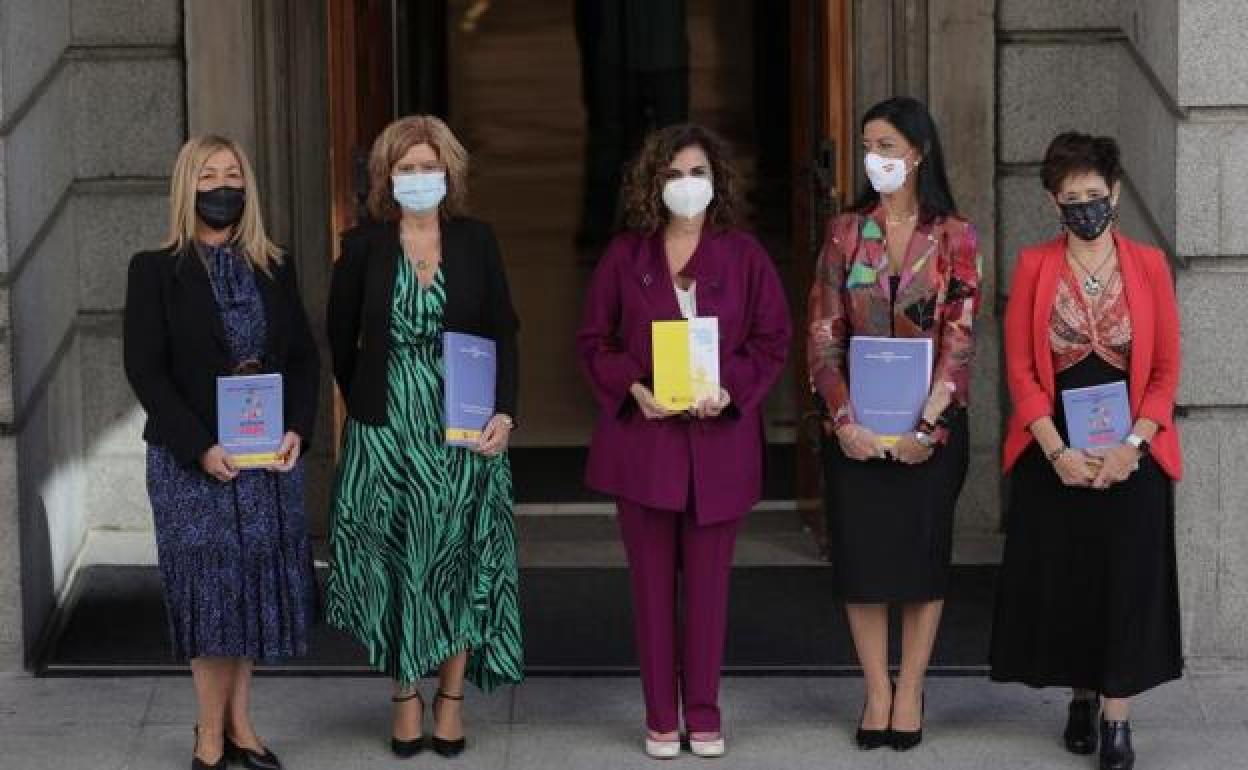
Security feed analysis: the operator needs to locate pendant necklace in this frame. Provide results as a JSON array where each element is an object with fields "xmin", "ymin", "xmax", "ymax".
[{"xmin": 1069, "ymin": 242, "xmax": 1115, "ymax": 297}]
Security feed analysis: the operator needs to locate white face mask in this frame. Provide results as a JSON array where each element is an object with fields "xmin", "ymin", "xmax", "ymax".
[
  {"xmin": 662, "ymin": 176, "xmax": 714, "ymax": 219},
  {"xmin": 864, "ymin": 152, "xmax": 913, "ymax": 195}
]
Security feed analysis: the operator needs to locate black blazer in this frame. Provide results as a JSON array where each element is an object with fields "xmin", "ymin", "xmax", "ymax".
[
  {"xmin": 327, "ymin": 217, "xmax": 519, "ymax": 425},
  {"xmin": 123, "ymin": 245, "xmax": 321, "ymax": 467}
]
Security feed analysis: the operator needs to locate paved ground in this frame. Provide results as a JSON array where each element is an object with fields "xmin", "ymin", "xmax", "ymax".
[{"xmin": 4, "ymin": 671, "xmax": 1248, "ymax": 769}]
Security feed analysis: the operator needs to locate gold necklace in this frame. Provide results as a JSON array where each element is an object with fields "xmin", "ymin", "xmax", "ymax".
[{"xmin": 885, "ymin": 210, "xmax": 917, "ymax": 226}]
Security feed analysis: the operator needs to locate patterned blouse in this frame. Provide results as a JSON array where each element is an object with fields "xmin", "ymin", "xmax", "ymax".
[
  {"xmin": 1050, "ymin": 262, "xmax": 1132, "ymax": 373},
  {"xmin": 807, "ymin": 206, "xmax": 982, "ymax": 428}
]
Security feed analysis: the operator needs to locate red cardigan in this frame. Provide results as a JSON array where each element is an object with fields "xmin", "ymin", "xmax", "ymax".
[{"xmin": 1002, "ymin": 231, "xmax": 1182, "ymax": 480}]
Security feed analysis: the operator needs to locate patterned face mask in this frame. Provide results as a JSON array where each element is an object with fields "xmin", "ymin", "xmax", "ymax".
[{"xmin": 1059, "ymin": 196, "xmax": 1115, "ymax": 241}]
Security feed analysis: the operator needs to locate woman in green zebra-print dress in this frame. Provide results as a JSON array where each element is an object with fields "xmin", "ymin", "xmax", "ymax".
[{"xmin": 325, "ymin": 116, "xmax": 522, "ymax": 759}]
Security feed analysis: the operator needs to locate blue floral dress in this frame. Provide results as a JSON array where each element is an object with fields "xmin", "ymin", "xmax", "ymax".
[{"xmin": 144, "ymin": 244, "xmax": 317, "ymax": 660}]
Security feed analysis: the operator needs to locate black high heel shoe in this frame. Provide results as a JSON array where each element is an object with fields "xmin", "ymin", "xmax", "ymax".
[
  {"xmin": 1099, "ymin": 719, "xmax": 1135, "ymax": 770},
  {"xmin": 855, "ymin": 685, "xmax": 892, "ymax": 750},
  {"xmin": 224, "ymin": 734, "xmax": 282, "ymax": 770},
  {"xmin": 889, "ymin": 690, "xmax": 925, "ymax": 751},
  {"xmin": 431, "ymin": 690, "xmax": 467, "ymax": 758},
  {"xmin": 390, "ymin": 690, "xmax": 425, "ymax": 758},
  {"xmin": 1064, "ymin": 696, "xmax": 1100, "ymax": 755},
  {"xmin": 191, "ymin": 726, "xmax": 228, "ymax": 770}
]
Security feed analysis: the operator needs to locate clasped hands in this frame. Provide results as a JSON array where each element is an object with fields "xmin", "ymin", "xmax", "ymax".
[
  {"xmin": 834, "ymin": 423, "xmax": 934, "ymax": 465},
  {"xmin": 630, "ymin": 382, "xmax": 731, "ymax": 421},
  {"xmin": 199, "ymin": 430, "xmax": 303, "ymax": 482},
  {"xmin": 1052, "ymin": 443, "xmax": 1140, "ymax": 490}
]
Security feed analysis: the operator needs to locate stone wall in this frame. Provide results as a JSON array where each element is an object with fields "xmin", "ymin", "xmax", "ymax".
[{"xmin": 0, "ymin": 0, "xmax": 184, "ymax": 670}]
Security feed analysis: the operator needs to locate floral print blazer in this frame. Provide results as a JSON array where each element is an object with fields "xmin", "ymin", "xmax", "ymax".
[{"xmin": 806, "ymin": 205, "xmax": 982, "ymax": 433}]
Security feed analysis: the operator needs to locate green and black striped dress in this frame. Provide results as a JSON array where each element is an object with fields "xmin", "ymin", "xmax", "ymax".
[{"xmin": 326, "ymin": 257, "xmax": 523, "ymax": 691}]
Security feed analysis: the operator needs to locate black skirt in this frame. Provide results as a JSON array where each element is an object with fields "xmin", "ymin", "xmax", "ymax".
[
  {"xmin": 989, "ymin": 354, "xmax": 1182, "ymax": 698},
  {"xmin": 822, "ymin": 409, "xmax": 969, "ymax": 602}
]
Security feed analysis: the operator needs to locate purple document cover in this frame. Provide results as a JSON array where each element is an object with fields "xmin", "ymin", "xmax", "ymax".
[
  {"xmin": 443, "ymin": 332, "xmax": 496, "ymax": 447},
  {"xmin": 848, "ymin": 336, "xmax": 933, "ymax": 440},
  {"xmin": 1061, "ymin": 380, "xmax": 1131, "ymax": 451},
  {"xmin": 216, "ymin": 373, "xmax": 284, "ymax": 468}
]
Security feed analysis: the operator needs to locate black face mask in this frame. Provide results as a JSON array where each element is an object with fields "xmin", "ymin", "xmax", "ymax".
[
  {"xmin": 1059, "ymin": 196, "xmax": 1115, "ymax": 241},
  {"xmin": 195, "ymin": 186, "xmax": 246, "ymax": 231}
]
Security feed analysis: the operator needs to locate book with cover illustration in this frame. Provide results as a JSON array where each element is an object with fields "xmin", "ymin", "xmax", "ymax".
[
  {"xmin": 217, "ymin": 373, "xmax": 284, "ymax": 469},
  {"xmin": 1061, "ymin": 379, "xmax": 1131, "ymax": 453}
]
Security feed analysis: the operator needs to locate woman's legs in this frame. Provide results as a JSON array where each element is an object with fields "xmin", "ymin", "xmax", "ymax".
[
  {"xmin": 845, "ymin": 604, "xmax": 891, "ymax": 729},
  {"xmin": 893, "ymin": 600, "xmax": 944, "ymax": 731},
  {"xmin": 1103, "ymin": 697, "xmax": 1130, "ymax": 721},
  {"xmin": 678, "ymin": 514, "xmax": 742, "ymax": 738},
  {"xmin": 225, "ymin": 658, "xmax": 264, "ymax": 749},
  {"xmin": 617, "ymin": 499, "xmax": 681, "ymax": 739},
  {"xmin": 434, "ymin": 650, "xmax": 470, "ymax": 740},
  {"xmin": 392, "ymin": 679, "xmax": 424, "ymax": 741},
  {"xmin": 191, "ymin": 657, "xmax": 237, "ymax": 762}
]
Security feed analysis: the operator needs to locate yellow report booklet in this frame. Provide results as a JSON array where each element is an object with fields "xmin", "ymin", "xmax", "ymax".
[{"xmin": 652, "ymin": 317, "xmax": 720, "ymax": 411}]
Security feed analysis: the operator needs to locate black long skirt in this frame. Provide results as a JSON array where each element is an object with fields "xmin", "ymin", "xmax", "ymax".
[
  {"xmin": 822, "ymin": 409, "xmax": 969, "ymax": 602},
  {"xmin": 989, "ymin": 355, "xmax": 1183, "ymax": 698}
]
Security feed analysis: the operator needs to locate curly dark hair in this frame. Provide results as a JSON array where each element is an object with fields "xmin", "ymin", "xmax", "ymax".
[
  {"xmin": 619, "ymin": 123, "xmax": 745, "ymax": 233},
  {"xmin": 1041, "ymin": 131, "xmax": 1123, "ymax": 194}
]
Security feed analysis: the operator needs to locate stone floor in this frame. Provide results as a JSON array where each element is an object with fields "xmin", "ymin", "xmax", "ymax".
[{"xmin": 5, "ymin": 671, "xmax": 1248, "ymax": 769}]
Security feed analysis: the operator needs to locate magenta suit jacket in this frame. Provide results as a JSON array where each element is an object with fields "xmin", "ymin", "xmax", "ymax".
[{"xmin": 576, "ymin": 227, "xmax": 792, "ymax": 525}]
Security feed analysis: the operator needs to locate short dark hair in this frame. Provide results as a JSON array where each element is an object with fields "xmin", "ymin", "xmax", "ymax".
[
  {"xmin": 851, "ymin": 97, "xmax": 958, "ymax": 223},
  {"xmin": 620, "ymin": 123, "xmax": 745, "ymax": 233},
  {"xmin": 1041, "ymin": 132, "xmax": 1123, "ymax": 194}
]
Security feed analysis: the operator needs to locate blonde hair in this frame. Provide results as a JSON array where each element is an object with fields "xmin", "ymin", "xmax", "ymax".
[
  {"xmin": 367, "ymin": 115, "xmax": 470, "ymax": 221},
  {"xmin": 164, "ymin": 135, "xmax": 282, "ymax": 272}
]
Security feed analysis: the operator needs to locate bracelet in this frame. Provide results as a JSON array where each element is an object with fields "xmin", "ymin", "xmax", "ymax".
[
  {"xmin": 1046, "ymin": 444, "xmax": 1069, "ymax": 463},
  {"xmin": 917, "ymin": 418, "xmax": 937, "ymax": 434}
]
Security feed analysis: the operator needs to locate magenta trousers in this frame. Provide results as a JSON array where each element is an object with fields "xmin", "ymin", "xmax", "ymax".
[{"xmin": 616, "ymin": 499, "xmax": 742, "ymax": 733}]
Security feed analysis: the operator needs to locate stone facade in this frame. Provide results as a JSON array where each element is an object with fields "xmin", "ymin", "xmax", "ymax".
[
  {"xmin": 2, "ymin": 0, "xmax": 1248, "ymax": 672},
  {"xmin": 0, "ymin": 0, "xmax": 184, "ymax": 669}
]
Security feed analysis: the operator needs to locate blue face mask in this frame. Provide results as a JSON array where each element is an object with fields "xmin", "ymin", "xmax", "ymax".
[{"xmin": 392, "ymin": 171, "xmax": 447, "ymax": 213}]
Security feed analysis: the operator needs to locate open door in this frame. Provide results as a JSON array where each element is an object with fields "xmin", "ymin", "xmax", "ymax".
[{"xmin": 790, "ymin": 0, "xmax": 853, "ymax": 557}]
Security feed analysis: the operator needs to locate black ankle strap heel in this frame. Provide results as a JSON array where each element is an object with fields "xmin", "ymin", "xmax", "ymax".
[
  {"xmin": 431, "ymin": 690, "xmax": 467, "ymax": 758},
  {"xmin": 390, "ymin": 690, "xmax": 425, "ymax": 758}
]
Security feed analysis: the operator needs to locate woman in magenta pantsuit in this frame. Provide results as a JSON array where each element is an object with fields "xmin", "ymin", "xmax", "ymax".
[{"xmin": 577, "ymin": 124, "xmax": 791, "ymax": 760}]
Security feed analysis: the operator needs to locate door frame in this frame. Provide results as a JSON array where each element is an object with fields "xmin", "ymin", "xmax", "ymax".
[{"xmin": 790, "ymin": 0, "xmax": 853, "ymax": 556}]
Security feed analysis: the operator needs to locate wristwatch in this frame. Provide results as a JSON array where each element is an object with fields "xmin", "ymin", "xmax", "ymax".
[
  {"xmin": 1125, "ymin": 433, "xmax": 1150, "ymax": 455},
  {"xmin": 914, "ymin": 430, "xmax": 936, "ymax": 448}
]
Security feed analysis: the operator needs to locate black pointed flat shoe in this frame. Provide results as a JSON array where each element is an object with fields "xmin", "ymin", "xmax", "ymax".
[
  {"xmin": 391, "ymin": 690, "xmax": 425, "ymax": 758},
  {"xmin": 1064, "ymin": 696, "xmax": 1100, "ymax": 755},
  {"xmin": 431, "ymin": 690, "xmax": 467, "ymax": 758},
  {"xmin": 224, "ymin": 735, "xmax": 282, "ymax": 770}
]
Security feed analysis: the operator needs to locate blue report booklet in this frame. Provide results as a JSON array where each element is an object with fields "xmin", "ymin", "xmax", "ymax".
[
  {"xmin": 444, "ymin": 332, "xmax": 496, "ymax": 447},
  {"xmin": 1061, "ymin": 380, "xmax": 1131, "ymax": 453},
  {"xmin": 216, "ymin": 373, "xmax": 284, "ymax": 469},
  {"xmin": 848, "ymin": 336, "xmax": 933, "ymax": 445}
]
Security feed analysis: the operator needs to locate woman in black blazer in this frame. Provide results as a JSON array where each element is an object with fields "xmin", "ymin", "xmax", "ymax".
[
  {"xmin": 324, "ymin": 115, "xmax": 523, "ymax": 759},
  {"xmin": 123, "ymin": 135, "xmax": 319, "ymax": 770}
]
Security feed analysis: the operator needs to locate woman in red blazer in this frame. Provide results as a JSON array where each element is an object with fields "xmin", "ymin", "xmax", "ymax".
[
  {"xmin": 990, "ymin": 133, "xmax": 1182, "ymax": 770},
  {"xmin": 577, "ymin": 124, "xmax": 791, "ymax": 759}
]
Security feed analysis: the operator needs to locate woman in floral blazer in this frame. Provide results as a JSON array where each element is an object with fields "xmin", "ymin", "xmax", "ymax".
[{"xmin": 806, "ymin": 96, "xmax": 980, "ymax": 751}]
